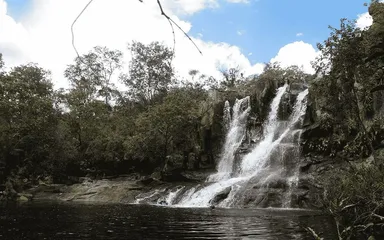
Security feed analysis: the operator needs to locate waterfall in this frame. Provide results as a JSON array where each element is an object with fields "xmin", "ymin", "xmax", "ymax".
[
  {"xmin": 281, "ymin": 89, "xmax": 308, "ymax": 207},
  {"xmin": 161, "ymin": 186, "xmax": 185, "ymax": 205},
  {"xmin": 223, "ymin": 88, "xmax": 309, "ymax": 208},
  {"xmin": 208, "ymin": 96, "xmax": 251, "ymax": 182},
  {"xmin": 150, "ymin": 86, "xmax": 309, "ymax": 208},
  {"xmin": 174, "ymin": 84, "xmax": 289, "ymax": 207},
  {"xmin": 239, "ymin": 84, "xmax": 289, "ymax": 176}
]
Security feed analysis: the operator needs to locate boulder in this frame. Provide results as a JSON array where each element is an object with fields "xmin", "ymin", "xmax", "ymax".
[{"xmin": 209, "ymin": 187, "xmax": 231, "ymax": 205}]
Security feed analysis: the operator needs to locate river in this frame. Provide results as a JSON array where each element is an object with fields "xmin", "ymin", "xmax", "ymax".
[{"xmin": 0, "ymin": 201, "xmax": 337, "ymax": 239}]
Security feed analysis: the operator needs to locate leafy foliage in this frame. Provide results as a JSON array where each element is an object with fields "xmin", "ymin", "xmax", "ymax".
[
  {"xmin": 307, "ymin": 1, "xmax": 384, "ymax": 239},
  {"xmin": 318, "ymin": 164, "xmax": 384, "ymax": 239},
  {"xmin": 121, "ymin": 41, "xmax": 174, "ymax": 105},
  {"xmin": 0, "ymin": 64, "xmax": 57, "ymax": 184},
  {"xmin": 304, "ymin": 1, "xmax": 384, "ymax": 158}
]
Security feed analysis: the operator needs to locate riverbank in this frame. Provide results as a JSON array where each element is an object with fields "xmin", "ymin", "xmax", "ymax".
[{"xmin": 7, "ymin": 169, "xmax": 214, "ymax": 204}]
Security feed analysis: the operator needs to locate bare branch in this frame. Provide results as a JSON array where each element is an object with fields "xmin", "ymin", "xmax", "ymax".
[
  {"xmin": 71, "ymin": 0, "xmax": 202, "ymax": 59},
  {"xmin": 155, "ymin": 0, "xmax": 202, "ymax": 55},
  {"xmin": 71, "ymin": 0, "xmax": 95, "ymax": 59}
]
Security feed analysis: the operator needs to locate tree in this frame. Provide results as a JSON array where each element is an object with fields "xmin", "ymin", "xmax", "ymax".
[
  {"xmin": 64, "ymin": 46, "xmax": 123, "ymax": 106},
  {"xmin": 188, "ymin": 69, "xmax": 199, "ymax": 81},
  {"xmin": 62, "ymin": 47, "xmax": 123, "ymax": 173},
  {"xmin": 309, "ymin": 14, "xmax": 384, "ymax": 156},
  {"xmin": 121, "ymin": 41, "xmax": 174, "ymax": 105},
  {"xmin": 306, "ymin": 2, "xmax": 384, "ymax": 238},
  {"xmin": 123, "ymin": 86, "xmax": 208, "ymax": 171},
  {"xmin": 220, "ymin": 66, "xmax": 244, "ymax": 89},
  {"xmin": 0, "ymin": 63, "xmax": 57, "ymax": 185}
]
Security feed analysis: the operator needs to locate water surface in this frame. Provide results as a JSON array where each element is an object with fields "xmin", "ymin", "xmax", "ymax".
[{"xmin": 0, "ymin": 201, "xmax": 337, "ymax": 239}]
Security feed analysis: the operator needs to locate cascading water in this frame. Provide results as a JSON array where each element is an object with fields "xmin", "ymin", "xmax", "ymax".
[
  {"xmin": 239, "ymin": 84, "xmax": 289, "ymax": 176},
  {"xmin": 225, "ymin": 88, "xmax": 309, "ymax": 208},
  {"xmin": 174, "ymin": 84, "xmax": 290, "ymax": 207},
  {"xmin": 208, "ymin": 96, "xmax": 251, "ymax": 182},
  {"xmin": 141, "ymin": 85, "xmax": 309, "ymax": 208}
]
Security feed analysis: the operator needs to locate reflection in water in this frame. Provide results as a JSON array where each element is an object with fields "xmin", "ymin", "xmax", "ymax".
[{"xmin": 0, "ymin": 201, "xmax": 337, "ymax": 239}]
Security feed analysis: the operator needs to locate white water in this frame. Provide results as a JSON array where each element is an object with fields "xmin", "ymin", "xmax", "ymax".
[
  {"xmin": 228, "ymin": 88, "xmax": 309, "ymax": 207},
  {"xmin": 134, "ymin": 188, "xmax": 167, "ymax": 204},
  {"xmin": 239, "ymin": 84, "xmax": 289, "ymax": 176},
  {"xmin": 162, "ymin": 186, "xmax": 185, "ymax": 205},
  {"xmin": 282, "ymin": 90, "xmax": 308, "ymax": 207},
  {"xmin": 208, "ymin": 96, "xmax": 251, "ymax": 182},
  {"xmin": 155, "ymin": 86, "xmax": 309, "ymax": 208},
  {"xmin": 175, "ymin": 84, "xmax": 290, "ymax": 207}
]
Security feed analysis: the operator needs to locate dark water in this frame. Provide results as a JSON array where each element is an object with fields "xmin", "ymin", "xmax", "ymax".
[{"xmin": 0, "ymin": 201, "xmax": 337, "ymax": 239}]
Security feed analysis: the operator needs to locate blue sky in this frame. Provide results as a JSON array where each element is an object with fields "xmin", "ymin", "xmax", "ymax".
[
  {"xmin": 5, "ymin": 0, "xmax": 369, "ymax": 65},
  {"xmin": 4, "ymin": 0, "xmax": 30, "ymax": 19},
  {"xmin": 183, "ymin": 0, "xmax": 369, "ymax": 64}
]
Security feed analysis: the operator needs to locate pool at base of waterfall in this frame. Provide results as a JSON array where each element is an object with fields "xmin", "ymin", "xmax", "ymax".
[{"xmin": 0, "ymin": 201, "xmax": 338, "ymax": 239}]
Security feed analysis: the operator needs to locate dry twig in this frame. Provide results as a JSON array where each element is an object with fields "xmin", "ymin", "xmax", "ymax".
[{"xmin": 71, "ymin": 0, "xmax": 203, "ymax": 59}]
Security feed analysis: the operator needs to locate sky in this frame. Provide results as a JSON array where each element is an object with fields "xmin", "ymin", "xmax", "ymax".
[{"xmin": 0, "ymin": 0, "xmax": 375, "ymax": 89}]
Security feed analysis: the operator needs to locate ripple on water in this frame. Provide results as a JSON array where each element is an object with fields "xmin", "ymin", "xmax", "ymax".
[{"xmin": 0, "ymin": 201, "xmax": 337, "ymax": 239}]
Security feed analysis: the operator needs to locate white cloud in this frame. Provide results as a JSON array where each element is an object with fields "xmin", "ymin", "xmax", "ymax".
[
  {"xmin": 296, "ymin": 32, "xmax": 303, "ymax": 37},
  {"xmin": 0, "ymin": 0, "xmax": 263, "ymax": 89},
  {"xmin": 356, "ymin": 12, "xmax": 373, "ymax": 29},
  {"xmin": 248, "ymin": 52, "xmax": 252, "ymax": 56},
  {"xmin": 161, "ymin": 0, "xmax": 219, "ymax": 16},
  {"xmin": 174, "ymin": 40, "xmax": 265, "ymax": 78},
  {"xmin": 270, "ymin": 41, "xmax": 319, "ymax": 74}
]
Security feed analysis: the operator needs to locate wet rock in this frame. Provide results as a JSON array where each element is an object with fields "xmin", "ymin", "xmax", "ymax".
[
  {"xmin": 252, "ymin": 177, "xmax": 288, "ymax": 190},
  {"xmin": 243, "ymin": 188, "xmax": 284, "ymax": 208},
  {"xmin": 209, "ymin": 187, "xmax": 231, "ymax": 205},
  {"xmin": 278, "ymin": 92, "xmax": 293, "ymax": 121}
]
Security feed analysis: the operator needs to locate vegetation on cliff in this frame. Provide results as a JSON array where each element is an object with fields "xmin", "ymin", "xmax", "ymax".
[{"xmin": 303, "ymin": 1, "xmax": 384, "ymax": 239}]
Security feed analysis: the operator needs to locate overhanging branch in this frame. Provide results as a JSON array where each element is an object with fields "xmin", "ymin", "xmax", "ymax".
[{"xmin": 71, "ymin": 0, "xmax": 203, "ymax": 59}]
